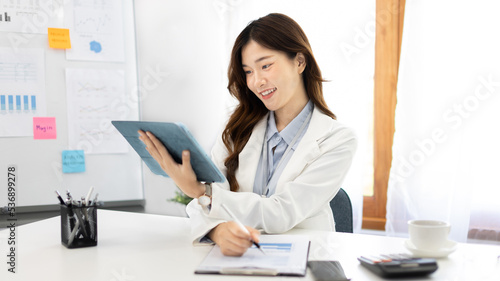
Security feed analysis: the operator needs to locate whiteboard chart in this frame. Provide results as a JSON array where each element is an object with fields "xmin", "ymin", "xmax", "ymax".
[{"xmin": 0, "ymin": 0, "xmax": 142, "ymax": 208}]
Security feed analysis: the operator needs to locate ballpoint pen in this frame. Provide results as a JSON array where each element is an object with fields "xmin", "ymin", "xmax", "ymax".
[
  {"xmin": 66, "ymin": 190, "xmax": 73, "ymax": 204},
  {"xmin": 221, "ymin": 203, "xmax": 265, "ymax": 255},
  {"xmin": 84, "ymin": 186, "xmax": 94, "ymax": 206},
  {"xmin": 91, "ymin": 193, "xmax": 99, "ymax": 206},
  {"xmin": 67, "ymin": 219, "xmax": 80, "ymax": 246},
  {"xmin": 81, "ymin": 196, "xmax": 89, "ymax": 221},
  {"xmin": 55, "ymin": 190, "xmax": 66, "ymax": 205},
  {"xmin": 73, "ymin": 207, "xmax": 89, "ymax": 239}
]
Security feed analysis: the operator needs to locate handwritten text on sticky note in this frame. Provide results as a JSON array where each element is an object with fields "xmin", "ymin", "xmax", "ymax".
[
  {"xmin": 48, "ymin": 28, "xmax": 71, "ymax": 49},
  {"xmin": 62, "ymin": 150, "xmax": 86, "ymax": 173},
  {"xmin": 33, "ymin": 117, "xmax": 57, "ymax": 139}
]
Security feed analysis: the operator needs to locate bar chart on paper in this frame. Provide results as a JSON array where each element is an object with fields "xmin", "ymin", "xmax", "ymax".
[
  {"xmin": 0, "ymin": 94, "xmax": 37, "ymax": 113},
  {"xmin": 0, "ymin": 48, "xmax": 46, "ymax": 137},
  {"xmin": 259, "ymin": 243, "xmax": 293, "ymax": 252},
  {"xmin": 0, "ymin": 0, "xmax": 53, "ymax": 33},
  {"xmin": 195, "ymin": 235, "xmax": 310, "ymax": 276}
]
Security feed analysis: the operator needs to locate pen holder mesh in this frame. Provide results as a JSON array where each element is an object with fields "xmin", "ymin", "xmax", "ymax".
[{"xmin": 60, "ymin": 204, "xmax": 98, "ymax": 248}]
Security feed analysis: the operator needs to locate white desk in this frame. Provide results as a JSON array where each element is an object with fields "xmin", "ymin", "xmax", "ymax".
[{"xmin": 1, "ymin": 210, "xmax": 499, "ymax": 280}]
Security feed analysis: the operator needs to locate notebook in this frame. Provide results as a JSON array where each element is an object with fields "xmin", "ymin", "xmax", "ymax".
[
  {"xmin": 111, "ymin": 121, "xmax": 225, "ymax": 183},
  {"xmin": 195, "ymin": 235, "xmax": 310, "ymax": 276}
]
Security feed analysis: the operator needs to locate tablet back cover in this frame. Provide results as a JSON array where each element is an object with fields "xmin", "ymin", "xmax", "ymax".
[{"xmin": 112, "ymin": 121, "xmax": 225, "ymax": 183}]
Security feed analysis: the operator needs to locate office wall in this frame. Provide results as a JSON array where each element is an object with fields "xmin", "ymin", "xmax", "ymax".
[{"xmin": 134, "ymin": 0, "xmax": 231, "ymax": 215}]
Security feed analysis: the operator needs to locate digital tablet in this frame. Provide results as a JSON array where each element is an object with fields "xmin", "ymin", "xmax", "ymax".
[{"xmin": 111, "ymin": 121, "xmax": 225, "ymax": 183}]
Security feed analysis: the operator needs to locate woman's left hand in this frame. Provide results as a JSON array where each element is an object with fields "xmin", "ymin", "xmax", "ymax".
[{"xmin": 138, "ymin": 130, "xmax": 205, "ymax": 198}]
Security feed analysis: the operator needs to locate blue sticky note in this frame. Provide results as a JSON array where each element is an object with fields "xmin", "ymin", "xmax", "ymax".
[{"xmin": 62, "ymin": 150, "xmax": 85, "ymax": 173}]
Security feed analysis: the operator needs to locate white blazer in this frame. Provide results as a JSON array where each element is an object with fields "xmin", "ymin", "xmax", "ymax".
[{"xmin": 186, "ymin": 106, "xmax": 357, "ymax": 243}]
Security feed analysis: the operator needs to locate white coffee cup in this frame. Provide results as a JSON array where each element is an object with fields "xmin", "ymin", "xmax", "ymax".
[{"xmin": 408, "ymin": 220, "xmax": 451, "ymax": 251}]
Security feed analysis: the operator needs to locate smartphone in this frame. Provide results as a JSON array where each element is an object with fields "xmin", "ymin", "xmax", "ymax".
[{"xmin": 307, "ymin": 260, "xmax": 350, "ymax": 281}]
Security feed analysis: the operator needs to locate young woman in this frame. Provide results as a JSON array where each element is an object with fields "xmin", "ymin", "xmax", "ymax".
[{"xmin": 139, "ymin": 13, "xmax": 357, "ymax": 256}]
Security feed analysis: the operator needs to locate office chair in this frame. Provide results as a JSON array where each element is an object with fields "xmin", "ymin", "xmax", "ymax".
[{"xmin": 329, "ymin": 188, "xmax": 353, "ymax": 233}]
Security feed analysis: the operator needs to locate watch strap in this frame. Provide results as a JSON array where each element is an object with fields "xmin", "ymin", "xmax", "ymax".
[
  {"xmin": 198, "ymin": 183, "xmax": 212, "ymax": 209},
  {"xmin": 204, "ymin": 183, "xmax": 212, "ymax": 197}
]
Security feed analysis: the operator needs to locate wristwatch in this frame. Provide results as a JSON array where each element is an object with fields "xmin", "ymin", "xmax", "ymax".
[{"xmin": 198, "ymin": 183, "xmax": 212, "ymax": 208}]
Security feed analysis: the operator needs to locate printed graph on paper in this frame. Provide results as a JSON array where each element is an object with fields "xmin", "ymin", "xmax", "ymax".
[
  {"xmin": 66, "ymin": 0, "xmax": 125, "ymax": 62},
  {"xmin": 0, "ymin": 62, "xmax": 37, "ymax": 82},
  {"xmin": 0, "ymin": 0, "xmax": 54, "ymax": 34},
  {"xmin": 66, "ymin": 68, "xmax": 128, "ymax": 154},
  {"xmin": 0, "ymin": 48, "xmax": 46, "ymax": 137}
]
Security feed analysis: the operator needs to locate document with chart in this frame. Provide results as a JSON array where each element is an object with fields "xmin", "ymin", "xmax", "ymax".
[
  {"xmin": 0, "ymin": 48, "xmax": 46, "ymax": 137},
  {"xmin": 195, "ymin": 235, "xmax": 310, "ymax": 276}
]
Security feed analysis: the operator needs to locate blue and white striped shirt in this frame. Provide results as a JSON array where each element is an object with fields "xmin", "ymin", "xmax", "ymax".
[{"xmin": 253, "ymin": 100, "xmax": 314, "ymax": 197}]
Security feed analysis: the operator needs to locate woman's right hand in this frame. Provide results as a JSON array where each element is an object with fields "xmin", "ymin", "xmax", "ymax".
[
  {"xmin": 138, "ymin": 130, "xmax": 205, "ymax": 199},
  {"xmin": 208, "ymin": 222, "xmax": 261, "ymax": 256}
]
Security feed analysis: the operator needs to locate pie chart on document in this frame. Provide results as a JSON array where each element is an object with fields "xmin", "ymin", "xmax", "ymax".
[{"xmin": 404, "ymin": 239, "xmax": 458, "ymax": 258}]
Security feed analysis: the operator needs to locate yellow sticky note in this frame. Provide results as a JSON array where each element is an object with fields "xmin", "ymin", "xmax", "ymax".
[{"xmin": 48, "ymin": 28, "xmax": 71, "ymax": 49}]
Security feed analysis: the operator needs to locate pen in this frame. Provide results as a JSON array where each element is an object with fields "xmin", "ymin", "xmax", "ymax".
[
  {"xmin": 91, "ymin": 193, "xmax": 99, "ymax": 206},
  {"xmin": 66, "ymin": 190, "xmax": 73, "ymax": 203},
  {"xmin": 55, "ymin": 190, "xmax": 66, "ymax": 205},
  {"xmin": 67, "ymin": 219, "xmax": 80, "ymax": 246},
  {"xmin": 221, "ymin": 204, "xmax": 265, "ymax": 255},
  {"xmin": 81, "ymin": 196, "xmax": 89, "ymax": 221},
  {"xmin": 84, "ymin": 186, "xmax": 94, "ymax": 206},
  {"xmin": 65, "ymin": 197, "xmax": 76, "ymax": 230},
  {"xmin": 73, "ymin": 207, "xmax": 89, "ymax": 239}
]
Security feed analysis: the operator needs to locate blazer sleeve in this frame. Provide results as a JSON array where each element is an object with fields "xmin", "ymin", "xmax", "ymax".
[
  {"xmin": 187, "ymin": 120, "xmax": 357, "ymax": 243},
  {"xmin": 185, "ymin": 133, "xmax": 231, "ymax": 244}
]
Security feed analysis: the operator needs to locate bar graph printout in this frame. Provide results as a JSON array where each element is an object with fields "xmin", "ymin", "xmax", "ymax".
[
  {"xmin": 195, "ymin": 235, "xmax": 310, "ymax": 276},
  {"xmin": 0, "ymin": 0, "xmax": 58, "ymax": 33},
  {"xmin": 0, "ymin": 47, "xmax": 46, "ymax": 137},
  {"xmin": 65, "ymin": 68, "xmax": 128, "ymax": 154}
]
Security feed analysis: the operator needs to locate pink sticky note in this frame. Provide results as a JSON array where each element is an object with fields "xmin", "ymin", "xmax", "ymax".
[{"xmin": 33, "ymin": 117, "xmax": 57, "ymax": 139}]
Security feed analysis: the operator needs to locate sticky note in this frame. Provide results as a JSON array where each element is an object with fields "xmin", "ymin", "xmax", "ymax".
[
  {"xmin": 48, "ymin": 28, "xmax": 71, "ymax": 49},
  {"xmin": 62, "ymin": 150, "xmax": 85, "ymax": 173},
  {"xmin": 33, "ymin": 117, "xmax": 57, "ymax": 139}
]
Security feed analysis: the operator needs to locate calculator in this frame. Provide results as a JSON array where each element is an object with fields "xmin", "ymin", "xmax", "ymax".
[{"xmin": 357, "ymin": 254, "xmax": 438, "ymax": 278}]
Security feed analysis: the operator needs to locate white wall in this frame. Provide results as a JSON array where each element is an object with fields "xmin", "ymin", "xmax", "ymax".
[
  {"xmin": 134, "ymin": 0, "xmax": 232, "ymax": 215},
  {"xmin": 134, "ymin": 0, "xmax": 375, "ymax": 226}
]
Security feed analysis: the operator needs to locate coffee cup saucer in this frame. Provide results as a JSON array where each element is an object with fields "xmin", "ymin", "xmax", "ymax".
[{"xmin": 404, "ymin": 239, "xmax": 457, "ymax": 258}]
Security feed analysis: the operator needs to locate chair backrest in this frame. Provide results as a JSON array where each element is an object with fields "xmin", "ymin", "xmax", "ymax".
[{"xmin": 329, "ymin": 188, "xmax": 353, "ymax": 233}]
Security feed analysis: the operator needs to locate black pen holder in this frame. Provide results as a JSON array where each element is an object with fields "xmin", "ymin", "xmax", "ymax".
[{"xmin": 60, "ymin": 204, "xmax": 98, "ymax": 248}]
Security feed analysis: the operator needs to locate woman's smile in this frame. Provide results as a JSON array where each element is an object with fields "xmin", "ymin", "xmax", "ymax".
[{"xmin": 259, "ymin": 87, "xmax": 277, "ymax": 99}]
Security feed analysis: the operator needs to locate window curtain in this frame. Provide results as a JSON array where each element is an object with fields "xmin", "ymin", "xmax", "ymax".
[
  {"xmin": 386, "ymin": 0, "xmax": 500, "ymax": 244},
  {"xmin": 220, "ymin": 0, "xmax": 376, "ymax": 233}
]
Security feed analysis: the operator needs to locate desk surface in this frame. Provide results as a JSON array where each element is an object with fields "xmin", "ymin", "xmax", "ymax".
[{"xmin": 1, "ymin": 210, "xmax": 499, "ymax": 280}]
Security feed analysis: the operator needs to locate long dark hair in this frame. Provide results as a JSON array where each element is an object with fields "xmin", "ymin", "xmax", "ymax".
[{"xmin": 223, "ymin": 13, "xmax": 335, "ymax": 191}]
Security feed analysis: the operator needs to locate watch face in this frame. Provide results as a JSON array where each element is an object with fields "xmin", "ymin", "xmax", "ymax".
[{"xmin": 198, "ymin": 195, "xmax": 211, "ymax": 207}]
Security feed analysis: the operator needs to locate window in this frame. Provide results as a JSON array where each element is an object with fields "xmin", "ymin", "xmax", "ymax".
[{"xmin": 362, "ymin": 0, "xmax": 406, "ymax": 230}]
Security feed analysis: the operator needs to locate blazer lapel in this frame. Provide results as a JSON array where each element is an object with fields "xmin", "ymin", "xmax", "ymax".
[
  {"xmin": 275, "ymin": 107, "xmax": 331, "ymax": 190},
  {"xmin": 236, "ymin": 114, "xmax": 268, "ymax": 192}
]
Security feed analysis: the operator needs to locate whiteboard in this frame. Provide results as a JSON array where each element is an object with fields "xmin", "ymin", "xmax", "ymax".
[{"xmin": 0, "ymin": 0, "xmax": 143, "ymax": 209}]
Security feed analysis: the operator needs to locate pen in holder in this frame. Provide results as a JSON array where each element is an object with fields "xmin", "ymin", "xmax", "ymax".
[{"xmin": 60, "ymin": 203, "xmax": 98, "ymax": 248}]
